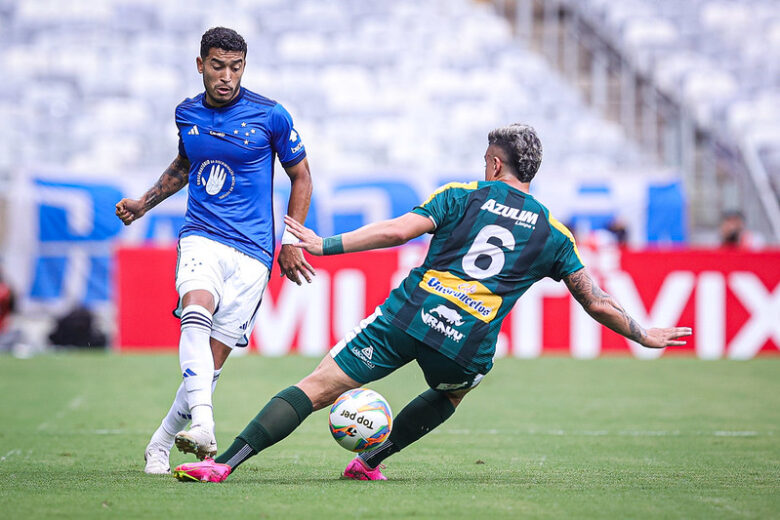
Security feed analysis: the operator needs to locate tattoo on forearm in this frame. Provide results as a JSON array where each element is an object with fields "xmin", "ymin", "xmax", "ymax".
[
  {"xmin": 565, "ymin": 269, "xmax": 646, "ymax": 343},
  {"xmin": 143, "ymin": 155, "xmax": 190, "ymax": 211}
]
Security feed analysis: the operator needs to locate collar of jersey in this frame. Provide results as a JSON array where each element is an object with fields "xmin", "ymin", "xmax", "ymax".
[{"xmin": 201, "ymin": 87, "xmax": 246, "ymax": 110}]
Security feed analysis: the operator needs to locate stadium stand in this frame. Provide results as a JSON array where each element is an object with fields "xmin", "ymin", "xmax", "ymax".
[
  {"xmin": 0, "ymin": 0, "xmax": 653, "ymax": 182},
  {"xmin": 500, "ymin": 0, "xmax": 779, "ymax": 241},
  {"xmin": 0, "ymin": 0, "xmax": 777, "ymax": 248}
]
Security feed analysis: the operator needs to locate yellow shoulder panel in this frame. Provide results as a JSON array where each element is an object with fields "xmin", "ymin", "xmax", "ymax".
[
  {"xmin": 548, "ymin": 214, "xmax": 584, "ymax": 265},
  {"xmin": 420, "ymin": 181, "xmax": 479, "ymax": 207}
]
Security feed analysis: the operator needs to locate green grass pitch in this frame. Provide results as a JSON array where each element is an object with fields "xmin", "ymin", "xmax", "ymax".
[{"xmin": 0, "ymin": 354, "xmax": 777, "ymax": 519}]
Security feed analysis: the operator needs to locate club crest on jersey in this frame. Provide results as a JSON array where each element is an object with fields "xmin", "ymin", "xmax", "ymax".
[
  {"xmin": 196, "ymin": 159, "xmax": 236, "ymax": 200},
  {"xmin": 481, "ymin": 199, "xmax": 538, "ymax": 229}
]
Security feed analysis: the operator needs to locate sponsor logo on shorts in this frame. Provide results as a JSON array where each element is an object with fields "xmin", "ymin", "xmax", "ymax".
[
  {"xmin": 435, "ymin": 381, "xmax": 469, "ymax": 391},
  {"xmin": 419, "ymin": 270, "xmax": 502, "ymax": 322},
  {"xmin": 351, "ymin": 345, "xmax": 376, "ymax": 369},
  {"xmin": 435, "ymin": 373, "xmax": 484, "ymax": 391},
  {"xmin": 420, "ymin": 307, "xmax": 464, "ymax": 343}
]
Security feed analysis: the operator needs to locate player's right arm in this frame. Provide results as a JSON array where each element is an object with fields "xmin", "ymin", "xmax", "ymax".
[
  {"xmin": 284, "ymin": 212, "xmax": 434, "ymax": 255},
  {"xmin": 115, "ymin": 154, "xmax": 190, "ymax": 225},
  {"xmin": 564, "ymin": 267, "xmax": 692, "ymax": 349}
]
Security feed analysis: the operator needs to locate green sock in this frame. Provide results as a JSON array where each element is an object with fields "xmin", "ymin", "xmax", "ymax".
[
  {"xmin": 215, "ymin": 386, "xmax": 313, "ymax": 469},
  {"xmin": 360, "ymin": 388, "xmax": 456, "ymax": 468}
]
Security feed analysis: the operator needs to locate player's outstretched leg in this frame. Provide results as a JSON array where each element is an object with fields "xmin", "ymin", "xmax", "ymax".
[
  {"xmin": 173, "ymin": 385, "xmax": 313, "ymax": 482},
  {"xmin": 344, "ymin": 388, "xmax": 456, "ymax": 480}
]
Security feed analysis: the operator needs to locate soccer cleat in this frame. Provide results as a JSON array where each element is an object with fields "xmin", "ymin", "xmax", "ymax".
[
  {"xmin": 173, "ymin": 458, "xmax": 231, "ymax": 483},
  {"xmin": 144, "ymin": 444, "xmax": 171, "ymax": 475},
  {"xmin": 174, "ymin": 425, "xmax": 217, "ymax": 460},
  {"xmin": 343, "ymin": 456, "xmax": 387, "ymax": 481}
]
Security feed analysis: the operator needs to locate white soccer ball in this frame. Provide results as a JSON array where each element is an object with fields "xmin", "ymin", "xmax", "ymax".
[{"xmin": 328, "ymin": 388, "xmax": 393, "ymax": 452}]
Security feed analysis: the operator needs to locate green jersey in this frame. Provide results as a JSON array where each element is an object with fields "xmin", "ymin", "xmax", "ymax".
[{"xmin": 380, "ymin": 181, "xmax": 584, "ymax": 373}]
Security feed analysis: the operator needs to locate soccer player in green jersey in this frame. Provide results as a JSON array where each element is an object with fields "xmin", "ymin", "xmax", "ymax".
[{"xmin": 173, "ymin": 124, "xmax": 692, "ymax": 482}]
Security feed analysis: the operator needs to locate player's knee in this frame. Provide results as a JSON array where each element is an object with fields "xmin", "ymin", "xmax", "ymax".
[
  {"xmin": 444, "ymin": 393, "xmax": 463, "ymax": 408},
  {"xmin": 443, "ymin": 388, "xmax": 473, "ymax": 408},
  {"xmin": 296, "ymin": 374, "xmax": 334, "ymax": 411},
  {"xmin": 181, "ymin": 289, "xmax": 215, "ymax": 312},
  {"xmin": 300, "ymin": 385, "xmax": 341, "ymax": 412}
]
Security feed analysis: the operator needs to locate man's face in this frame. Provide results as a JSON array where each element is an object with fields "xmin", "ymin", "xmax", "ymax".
[{"xmin": 197, "ymin": 47, "xmax": 245, "ymax": 107}]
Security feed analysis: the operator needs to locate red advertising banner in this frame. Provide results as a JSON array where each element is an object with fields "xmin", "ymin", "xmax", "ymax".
[{"xmin": 116, "ymin": 245, "xmax": 780, "ymax": 358}]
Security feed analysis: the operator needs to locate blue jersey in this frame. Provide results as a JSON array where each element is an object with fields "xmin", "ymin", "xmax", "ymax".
[{"xmin": 175, "ymin": 87, "xmax": 306, "ymax": 268}]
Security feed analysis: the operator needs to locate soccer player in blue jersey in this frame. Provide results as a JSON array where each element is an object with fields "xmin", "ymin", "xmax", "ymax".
[
  {"xmin": 115, "ymin": 27, "xmax": 315, "ymax": 474},
  {"xmin": 172, "ymin": 124, "xmax": 692, "ymax": 483}
]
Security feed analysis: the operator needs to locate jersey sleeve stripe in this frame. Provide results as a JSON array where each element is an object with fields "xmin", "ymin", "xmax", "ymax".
[
  {"xmin": 280, "ymin": 153, "xmax": 306, "ymax": 168},
  {"xmin": 548, "ymin": 214, "xmax": 584, "ymax": 265},
  {"xmin": 420, "ymin": 181, "xmax": 478, "ymax": 207}
]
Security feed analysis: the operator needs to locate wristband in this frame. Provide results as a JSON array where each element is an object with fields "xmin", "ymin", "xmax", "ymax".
[
  {"xmin": 281, "ymin": 227, "xmax": 299, "ymax": 245},
  {"xmin": 322, "ymin": 235, "xmax": 344, "ymax": 255}
]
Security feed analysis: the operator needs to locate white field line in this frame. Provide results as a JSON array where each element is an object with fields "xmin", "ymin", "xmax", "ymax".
[
  {"xmin": 36, "ymin": 395, "xmax": 85, "ymax": 431},
  {"xmin": 438, "ymin": 429, "xmax": 767, "ymax": 437},
  {"xmin": 0, "ymin": 449, "xmax": 22, "ymax": 463}
]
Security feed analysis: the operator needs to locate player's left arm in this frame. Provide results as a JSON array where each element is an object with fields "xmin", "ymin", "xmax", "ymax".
[
  {"xmin": 278, "ymin": 157, "xmax": 315, "ymax": 285},
  {"xmin": 564, "ymin": 267, "xmax": 692, "ymax": 348},
  {"xmin": 284, "ymin": 212, "xmax": 434, "ymax": 256}
]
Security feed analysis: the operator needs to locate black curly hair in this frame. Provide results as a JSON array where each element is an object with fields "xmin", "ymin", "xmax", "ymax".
[
  {"xmin": 200, "ymin": 27, "xmax": 247, "ymax": 59},
  {"xmin": 488, "ymin": 124, "xmax": 543, "ymax": 182}
]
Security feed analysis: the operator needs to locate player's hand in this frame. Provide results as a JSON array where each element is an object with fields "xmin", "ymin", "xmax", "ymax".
[
  {"xmin": 639, "ymin": 327, "xmax": 693, "ymax": 348},
  {"xmin": 284, "ymin": 215, "xmax": 324, "ymax": 256},
  {"xmin": 278, "ymin": 244, "xmax": 316, "ymax": 285},
  {"xmin": 115, "ymin": 198, "xmax": 146, "ymax": 225}
]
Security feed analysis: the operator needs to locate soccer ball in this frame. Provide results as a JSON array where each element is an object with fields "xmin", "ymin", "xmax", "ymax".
[{"xmin": 329, "ymin": 388, "xmax": 393, "ymax": 452}]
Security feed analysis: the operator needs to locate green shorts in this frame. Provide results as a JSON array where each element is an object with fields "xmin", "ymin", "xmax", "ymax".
[{"xmin": 330, "ymin": 307, "xmax": 487, "ymax": 392}]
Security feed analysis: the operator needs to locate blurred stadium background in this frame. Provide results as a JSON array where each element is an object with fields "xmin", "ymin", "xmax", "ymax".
[{"xmin": 0, "ymin": 0, "xmax": 778, "ymax": 358}]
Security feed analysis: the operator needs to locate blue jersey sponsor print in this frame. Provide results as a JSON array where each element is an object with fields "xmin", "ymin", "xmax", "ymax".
[{"xmin": 175, "ymin": 87, "xmax": 306, "ymax": 268}]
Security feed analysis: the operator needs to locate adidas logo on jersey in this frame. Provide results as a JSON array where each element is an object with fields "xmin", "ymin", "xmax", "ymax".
[
  {"xmin": 481, "ymin": 199, "xmax": 538, "ymax": 229},
  {"xmin": 188, "ymin": 125, "xmax": 199, "ymax": 135}
]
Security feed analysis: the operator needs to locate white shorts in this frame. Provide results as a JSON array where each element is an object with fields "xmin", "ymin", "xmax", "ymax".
[{"xmin": 175, "ymin": 235, "xmax": 270, "ymax": 348}]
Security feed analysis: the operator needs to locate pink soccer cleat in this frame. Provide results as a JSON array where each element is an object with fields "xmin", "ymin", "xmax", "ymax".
[
  {"xmin": 173, "ymin": 458, "xmax": 232, "ymax": 483},
  {"xmin": 343, "ymin": 456, "xmax": 387, "ymax": 481}
]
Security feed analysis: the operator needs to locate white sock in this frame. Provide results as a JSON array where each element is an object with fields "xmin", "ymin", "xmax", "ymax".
[
  {"xmin": 148, "ymin": 382, "xmax": 190, "ymax": 449},
  {"xmin": 212, "ymin": 367, "xmax": 222, "ymax": 392},
  {"xmin": 179, "ymin": 305, "xmax": 215, "ymax": 431},
  {"xmin": 148, "ymin": 368, "xmax": 223, "ymax": 450}
]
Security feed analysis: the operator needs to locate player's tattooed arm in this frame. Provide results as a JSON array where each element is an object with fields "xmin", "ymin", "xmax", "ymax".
[
  {"xmin": 563, "ymin": 268, "xmax": 692, "ymax": 348},
  {"xmin": 142, "ymin": 154, "xmax": 190, "ymax": 211},
  {"xmin": 115, "ymin": 154, "xmax": 190, "ymax": 225},
  {"xmin": 564, "ymin": 268, "xmax": 646, "ymax": 343}
]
